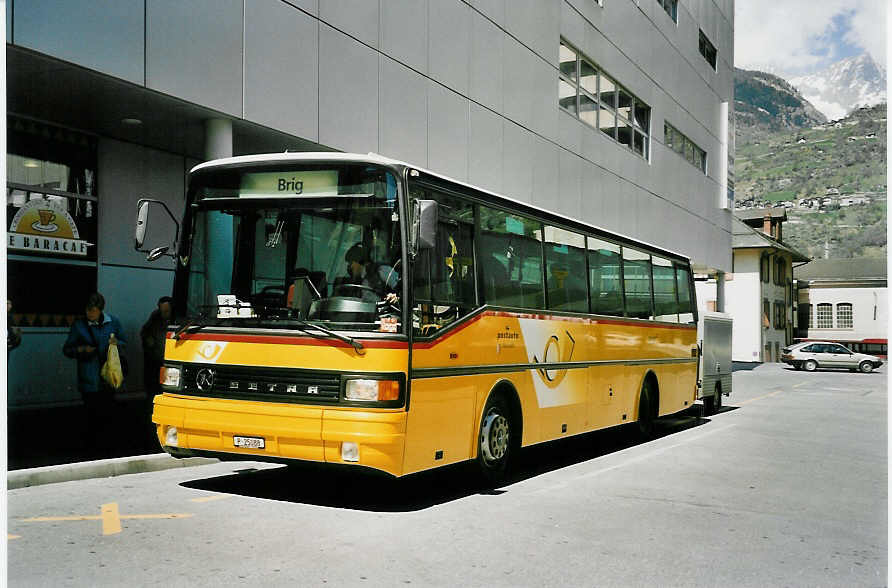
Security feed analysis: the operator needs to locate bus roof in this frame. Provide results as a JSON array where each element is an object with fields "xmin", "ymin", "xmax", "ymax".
[{"xmin": 190, "ymin": 152, "xmax": 692, "ymax": 264}]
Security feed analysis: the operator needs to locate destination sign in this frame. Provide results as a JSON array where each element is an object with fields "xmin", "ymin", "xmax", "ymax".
[{"xmin": 238, "ymin": 170, "xmax": 339, "ymax": 198}]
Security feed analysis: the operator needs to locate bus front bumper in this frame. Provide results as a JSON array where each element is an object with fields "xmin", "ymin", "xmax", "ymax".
[{"xmin": 152, "ymin": 394, "xmax": 407, "ymax": 477}]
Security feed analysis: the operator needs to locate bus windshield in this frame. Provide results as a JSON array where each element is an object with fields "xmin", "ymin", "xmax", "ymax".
[{"xmin": 179, "ymin": 163, "xmax": 403, "ymax": 333}]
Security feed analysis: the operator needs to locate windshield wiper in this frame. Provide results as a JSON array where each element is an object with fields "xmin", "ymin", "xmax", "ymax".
[
  {"xmin": 258, "ymin": 312, "xmax": 365, "ymax": 354},
  {"xmin": 173, "ymin": 316, "xmax": 212, "ymax": 340}
]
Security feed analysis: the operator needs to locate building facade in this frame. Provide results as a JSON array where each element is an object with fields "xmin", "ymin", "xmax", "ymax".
[
  {"xmin": 6, "ymin": 0, "xmax": 734, "ymax": 407},
  {"xmin": 795, "ymin": 258, "xmax": 888, "ymax": 357},
  {"xmin": 722, "ymin": 214, "xmax": 808, "ymax": 363}
]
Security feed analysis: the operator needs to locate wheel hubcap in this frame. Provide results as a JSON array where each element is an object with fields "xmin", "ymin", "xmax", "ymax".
[{"xmin": 481, "ymin": 410, "xmax": 509, "ymax": 464}]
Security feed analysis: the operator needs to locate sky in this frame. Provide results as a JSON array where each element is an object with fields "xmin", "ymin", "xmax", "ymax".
[{"xmin": 734, "ymin": 0, "xmax": 887, "ymax": 77}]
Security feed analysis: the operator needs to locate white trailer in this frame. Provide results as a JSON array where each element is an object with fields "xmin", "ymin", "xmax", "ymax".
[{"xmin": 698, "ymin": 312, "xmax": 733, "ymax": 415}]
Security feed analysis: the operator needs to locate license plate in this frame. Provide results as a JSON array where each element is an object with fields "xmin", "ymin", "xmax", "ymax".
[{"xmin": 233, "ymin": 435, "xmax": 265, "ymax": 449}]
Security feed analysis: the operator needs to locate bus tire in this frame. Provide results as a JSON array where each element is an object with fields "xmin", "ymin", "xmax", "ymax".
[
  {"xmin": 476, "ymin": 393, "xmax": 513, "ymax": 485},
  {"xmin": 711, "ymin": 383, "xmax": 722, "ymax": 415},
  {"xmin": 636, "ymin": 378, "xmax": 657, "ymax": 439}
]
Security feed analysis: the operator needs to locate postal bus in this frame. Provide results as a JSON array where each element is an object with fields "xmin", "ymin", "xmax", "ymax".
[{"xmin": 135, "ymin": 152, "xmax": 699, "ymax": 482}]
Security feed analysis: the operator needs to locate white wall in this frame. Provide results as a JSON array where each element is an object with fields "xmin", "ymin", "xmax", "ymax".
[
  {"xmin": 725, "ymin": 250, "xmax": 762, "ymax": 362},
  {"xmin": 799, "ymin": 286, "xmax": 888, "ymax": 342}
]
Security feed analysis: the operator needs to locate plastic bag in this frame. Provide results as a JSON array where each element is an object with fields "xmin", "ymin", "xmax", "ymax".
[{"xmin": 100, "ymin": 333, "xmax": 124, "ymax": 390}]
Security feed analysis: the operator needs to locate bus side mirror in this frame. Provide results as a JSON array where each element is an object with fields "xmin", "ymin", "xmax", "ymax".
[
  {"xmin": 411, "ymin": 199, "xmax": 438, "ymax": 257},
  {"xmin": 134, "ymin": 198, "xmax": 180, "ymax": 261},
  {"xmin": 134, "ymin": 201, "xmax": 150, "ymax": 249}
]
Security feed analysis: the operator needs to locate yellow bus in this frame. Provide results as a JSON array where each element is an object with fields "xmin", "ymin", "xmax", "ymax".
[{"xmin": 135, "ymin": 153, "xmax": 698, "ymax": 482}]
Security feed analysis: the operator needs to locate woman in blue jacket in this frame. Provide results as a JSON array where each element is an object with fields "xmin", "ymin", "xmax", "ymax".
[{"xmin": 63, "ymin": 292, "xmax": 126, "ymax": 448}]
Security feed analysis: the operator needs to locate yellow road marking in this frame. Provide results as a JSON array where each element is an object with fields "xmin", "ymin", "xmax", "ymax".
[
  {"xmin": 738, "ymin": 390, "xmax": 782, "ymax": 406},
  {"xmin": 793, "ymin": 382, "xmax": 809, "ymax": 389},
  {"xmin": 190, "ymin": 495, "xmax": 231, "ymax": 503},
  {"xmin": 8, "ymin": 534, "xmax": 20, "ymax": 540},
  {"xmin": 22, "ymin": 513, "xmax": 193, "ymax": 522},
  {"xmin": 122, "ymin": 514, "xmax": 193, "ymax": 519},
  {"xmin": 22, "ymin": 516, "xmax": 102, "ymax": 522},
  {"xmin": 21, "ymin": 503, "xmax": 194, "ymax": 537},
  {"xmin": 101, "ymin": 503, "xmax": 122, "ymax": 536}
]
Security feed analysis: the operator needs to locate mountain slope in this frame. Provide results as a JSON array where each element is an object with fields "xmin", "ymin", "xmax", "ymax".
[
  {"xmin": 734, "ymin": 68, "xmax": 826, "ymax": 142},
  {"xmin": 790, "ymin": 54, "xmax": 887, "ymax": 121}
]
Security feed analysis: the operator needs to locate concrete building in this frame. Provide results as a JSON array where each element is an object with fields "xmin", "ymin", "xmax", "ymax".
[
  {"xmin": 721, "ymin": 212, "xmax": 808, "ymax": 363},
  {"xmin": 6, "ymin": 0, "xmax": 734, "ymax": 407},
  {"xmin": 795, "ymin": 258, "xmax": 887, "ymax": 357}
]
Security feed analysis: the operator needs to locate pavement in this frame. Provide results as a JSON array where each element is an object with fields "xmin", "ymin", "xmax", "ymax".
[{"xmin": 6, "ymin": 395, "xmax": 218, "ymax": 489}]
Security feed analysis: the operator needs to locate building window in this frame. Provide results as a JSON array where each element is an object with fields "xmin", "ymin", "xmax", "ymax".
[
  {"xmin": 559, "ymin": 40, "xmax": 650, "ymax": 160},
  {"xmin": 762, "ymin": 298, "xmax": 770, "ymax": 329},
  {"xmin": 699, "ymin": 29, "xmax": 717, "ymax": 69},
  {"xmin": 6, "ymin": 117, "xmax": 98, "ymax": 328},
  {"xmin": 773, "ymin": 257, "xmax": 786, "ymax": 286},
  {"xmin": 658, "ymin": 0, "xmax": 677, "ymax": 22},
  {"xmin": 836, "ymin": 303, "xmax": 853, "ymax": 329},
  {"xmin": 774, "ymin": 301, "xmax": 786, "ymax": 329},
  {"xmin": 804, "ymin": 303, "xmax": 813, "ymax": 329},
  {"xmin": 816, "ymin": 303, "xmax": 832, "ymax": 329},
  {"xmin": 664, "ymin": 121, "xmax": 706, "ymax": 173},
  {"xmin": 760, "ymin": 255, "xmax": 770, "ymax": 283}
]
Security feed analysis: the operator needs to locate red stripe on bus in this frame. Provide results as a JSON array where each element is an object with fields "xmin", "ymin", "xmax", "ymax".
[
  {"xmin": 412, "ymin": 310, "xmax": 696, "ymax": 349},
  {"xmin": 168, "ymin": 332, "xmax": 409, "ymax": 349}
]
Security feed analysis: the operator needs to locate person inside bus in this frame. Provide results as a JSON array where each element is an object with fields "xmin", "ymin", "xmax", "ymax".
[{"xmin": 342, "ymin": 242, "xmax": 400, "ymax": 305}]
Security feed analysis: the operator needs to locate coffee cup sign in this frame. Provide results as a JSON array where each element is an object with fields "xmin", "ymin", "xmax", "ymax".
[
  {"xmin": 37, "ymin": 209, "xmax": 56, "ymax": 226},
  {"xmin": 8, "ymin": 198, "xmax": 92, "ymax": 256}
]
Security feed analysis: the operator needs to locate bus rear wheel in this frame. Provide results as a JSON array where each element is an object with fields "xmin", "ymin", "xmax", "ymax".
[
  {"xmin": 476, "ymin": 394, "xmax": 512, "ymax": 485},
  {"xmin": 636, "ymin": 379, "xmax": 656, "ymax": 439}
]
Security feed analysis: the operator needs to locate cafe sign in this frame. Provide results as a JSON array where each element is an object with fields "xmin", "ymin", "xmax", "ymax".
[{"xmin": 7, "ymin": 199, "xmax": 92, "ymax": 256}]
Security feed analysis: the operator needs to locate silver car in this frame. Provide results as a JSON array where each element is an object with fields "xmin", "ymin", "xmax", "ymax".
[{"xmin": 781, "ymin": 341, "xmax": 884, "ymax": 373}]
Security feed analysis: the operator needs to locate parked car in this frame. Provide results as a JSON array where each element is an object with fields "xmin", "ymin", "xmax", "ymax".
[{"xmin": 781, "ymin": 341, "xmax": 884, "ymax": 373}]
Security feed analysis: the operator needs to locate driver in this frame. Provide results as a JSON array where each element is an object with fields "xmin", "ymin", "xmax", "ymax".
[{"xmin": 344, "ymin": 243, "xmax": 399, "ymax": 304}]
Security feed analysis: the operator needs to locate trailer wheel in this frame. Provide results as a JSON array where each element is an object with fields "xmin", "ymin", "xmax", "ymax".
[{"xmin": 703, "ymin": 383, "xmax": 722, "ymax": 415}]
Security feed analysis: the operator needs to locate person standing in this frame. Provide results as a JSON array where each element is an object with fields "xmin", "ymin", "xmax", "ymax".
[
  {"xmin": 63, "ymin": 292, "xmax": 126, "ymax": 449},
  {"xmin": 7, "ymin": 299, "xmax": 22, "ymax": 358},
  {"xmin": 140, "ymin": 296, "xmax": 173, "ymax": 436}
]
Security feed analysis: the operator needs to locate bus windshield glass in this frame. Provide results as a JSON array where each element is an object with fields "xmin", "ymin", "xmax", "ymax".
[{"xmin": 180, "ymin": 163, "xmax": 403, "ymax": 333}]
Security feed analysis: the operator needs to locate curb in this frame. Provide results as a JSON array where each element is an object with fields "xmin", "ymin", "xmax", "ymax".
[{"xmin": 8, "ymin": 454, "xmax": 220, "ymax": 490}]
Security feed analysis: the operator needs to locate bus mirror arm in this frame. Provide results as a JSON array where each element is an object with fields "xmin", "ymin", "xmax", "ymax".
[
  {"xmin": 410, "ymin": 199, "xmax": 438, "ymax": 258},
  {"xmin": 135, "ymin": 198, "xmax": 180, "ymax": 261}
]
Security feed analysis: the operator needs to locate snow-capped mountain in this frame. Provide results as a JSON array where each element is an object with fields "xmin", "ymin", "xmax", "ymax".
[{"xmin": 790, "ymin": 53, "xmax": 886, "ymax": 121}]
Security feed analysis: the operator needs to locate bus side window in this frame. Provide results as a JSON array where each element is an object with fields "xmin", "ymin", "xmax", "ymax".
[
  {"xmin": 676, "ymin": 264, "xmax": 694, "ymax": 324},
  {"xmin": 544, "ymin": 225, "xmax": 587, "ymax": 313},
  {"xmin": 623, "ymin": 247, "xmax": 654, "ymax": 320},
  {"xmin": 652, "ymin": 256, "xmax": 679, "ymax": 322},
  {"xmin": 588, "ymin": 237, "xmax": 623, "ymax": 317},
  {"xmin": 478, "ymin": 206, "xmax": 545, "ymax": 310}
]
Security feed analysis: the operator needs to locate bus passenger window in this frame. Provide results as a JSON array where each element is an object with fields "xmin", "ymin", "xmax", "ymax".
[
  {"xmin": 544, "ymin": 225, "xmax": 587, "ymax": 312},
  {"xmin": 676, "ymin": 265, "xmax": 694, "ymax": 323},
  {"xmin": 588, "ymin": 237, "xmax": 623, "ymax": 317},
  {"xmin": 652, "ymin": 256, "xmax": 679, "ymax": 322},
  {"xmin": 478, "ymin": 206, "xmax": 545, "ymax": 310},
  {"xmin": 623, "ymin": 247, "xmax": 653, "ymax": 320}
]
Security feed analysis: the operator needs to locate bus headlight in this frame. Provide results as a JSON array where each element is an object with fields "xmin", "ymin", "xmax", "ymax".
[
  {"xmin": 344, "ymin": 379, "xmax": 399, "ymax": 402},
  {"xmin": 160, "ymin": 366, "xmax": 181, "ymax": 388}
]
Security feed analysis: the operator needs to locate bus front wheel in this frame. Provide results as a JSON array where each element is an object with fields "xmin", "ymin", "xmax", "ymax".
[{"xmin": 476, "ymin": 394, "xmax": 512, "ymax": 485}]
